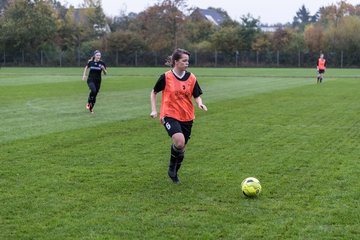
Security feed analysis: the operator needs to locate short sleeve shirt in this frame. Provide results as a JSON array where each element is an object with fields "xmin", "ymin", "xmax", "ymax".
[{"xmin": 87, "ymin": 60, "xmax": 106, "ymax": 81}]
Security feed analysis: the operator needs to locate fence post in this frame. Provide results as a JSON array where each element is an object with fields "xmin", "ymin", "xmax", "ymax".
[
  {"xmin": 59, "ymin": 51, "xmax": 62, "ymax": 67},
  {"xmin": 256, "ymin": 51, "xmax": 259, "ymax": 66},
  {"xmin": 214, "ymin": 50, "xmax": 217, "ymax": 67},
  {"xmin": 135, "ymin": 51, "xmax": 138, "ymax": 66},
  {"xmin": 194, "ymin": 50, "xmax": 197, "ymax": 66},
  {"xmin": 154, "ymin": 52, "xmax": 157, "ymax": 66},
  {"xmin": 3, "ymin": 51, "xmax": 5, "ymax": 66},
  {"xmin": 341, "ymin": 50, "xmax": 343, "ymax": 68},
  {"xmin": 277, "ymin": 50, "xmax": 279, "ymax": 67},
  {"xmin": 77, "ymin": 48, "xmax": 81, "ymax": 67},
  {"xmin": 116, "ymin": 50, "xmax": 119, "ymax": 66},
  {"xmin": 298, "ymin": 50, "xmax": 300, "ymax": 67}
]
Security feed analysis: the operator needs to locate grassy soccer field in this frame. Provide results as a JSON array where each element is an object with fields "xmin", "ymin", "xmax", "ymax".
[{"xmin": 0, "ymin": 67, "xmax": 359, "ymax": 239}]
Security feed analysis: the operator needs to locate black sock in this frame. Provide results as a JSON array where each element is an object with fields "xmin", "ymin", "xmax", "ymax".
[{"xmin": 169, "ymin": 144, "xmax": 184, "ymax": 176}]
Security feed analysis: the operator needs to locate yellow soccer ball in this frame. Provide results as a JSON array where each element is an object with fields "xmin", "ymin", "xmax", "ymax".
[{"xmin": 241, "ymin": 177, "xmax": 262, "ymax": 197}]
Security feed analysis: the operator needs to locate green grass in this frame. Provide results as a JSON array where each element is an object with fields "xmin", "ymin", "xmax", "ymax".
[{"xmin": 0, "ymin": 67, "xmax": 359, "ymax": 239}]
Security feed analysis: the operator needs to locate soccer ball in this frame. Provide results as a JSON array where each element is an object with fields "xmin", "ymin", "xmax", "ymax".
[{"xmin": 241, "ymin": 177, "xmax": 262, "ymax": 197}]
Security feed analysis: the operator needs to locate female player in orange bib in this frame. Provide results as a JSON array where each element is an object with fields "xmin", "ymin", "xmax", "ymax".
[
  {"xmin": 317, "ymin": 53, "xmax": 326, "ymax": 84},
  {"xmin": 150, "ymin": 48, "xmax": 207, "ymax": 183}
]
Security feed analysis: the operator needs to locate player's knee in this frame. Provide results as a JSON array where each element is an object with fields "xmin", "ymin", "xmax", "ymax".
[
  {"xmin": 174, "ymin": 142, "xmax": 185, "ymax": 150},
  {"xmin": 172, "ymin": 133, "xmax": 185, "ymax": 149},
  {"xmin": 174, "ymin": 140, "xmax": 185, "ymax": 150}
]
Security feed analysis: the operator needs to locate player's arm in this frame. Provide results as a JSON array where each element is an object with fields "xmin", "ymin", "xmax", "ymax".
[
  {"xmin": 82, "ymin": 65, "xmax": 88, "ymax": 81},
  {"xmin": 150, "ymin": 89, "xmax": 158, "ymax": 118},
  {"xmin": 101, "ymin": 63, "xmax": 107, "ymax": 75},
  {"xmin": 316, "ymin": 59, "xmax": 319, "ymax": 71},
  {"xmin": 193, "ymin": 80, "xmax": 207, "ymax": 111},
  {"xmin": 195, "ymin": 96, "xmax": 207, "ymax": 111},
  {"xmin": 150, "ymin": 74, "xmax": 166, "ymax": 119}
]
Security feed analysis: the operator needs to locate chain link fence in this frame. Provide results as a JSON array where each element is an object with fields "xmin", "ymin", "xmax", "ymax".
[{"xmin": 0, "ymin": 49, "xmax": 358, "ymax": 68}]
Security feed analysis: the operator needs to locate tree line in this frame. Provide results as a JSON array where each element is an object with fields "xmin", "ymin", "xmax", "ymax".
[{"xmin": 1, "ymin": 0, "xmax": 360, "ymax": 67}]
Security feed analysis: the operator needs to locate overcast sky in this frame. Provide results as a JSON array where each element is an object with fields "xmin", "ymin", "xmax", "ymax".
[{"xmin": 60, "ymin": 0, "xmax": 360, "ymax": 24}]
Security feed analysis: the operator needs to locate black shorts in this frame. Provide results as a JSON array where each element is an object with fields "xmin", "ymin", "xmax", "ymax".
[
  {"xmin": 162, "ymin": 117, "xmax": 193, "ymax": 144},
  {"xmin": 318, "ymin": 69, "xmax": 325, "ymax": 74}
]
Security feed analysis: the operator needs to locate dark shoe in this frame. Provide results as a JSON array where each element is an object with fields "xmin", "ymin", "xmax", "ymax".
[
  {"xmin": 168, "ymin": 171, "xmax": 180, "ymax": 184},
  {"xmin": 168, "ymin": 162, "xmax": 180, "ymax": 184}
]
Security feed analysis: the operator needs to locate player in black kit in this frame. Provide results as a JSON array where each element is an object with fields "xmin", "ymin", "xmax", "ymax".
[{"xmin": 82, "ymin": 50, "xmax": 107, "ymax": 113}]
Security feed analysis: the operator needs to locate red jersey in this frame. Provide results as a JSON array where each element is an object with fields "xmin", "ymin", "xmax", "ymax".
[{"xmin": 160, "ymin": 70, "xmax": 197, "ymax": 123}]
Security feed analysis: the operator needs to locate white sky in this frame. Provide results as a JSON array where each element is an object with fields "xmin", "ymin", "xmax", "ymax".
[{"xmin": 60, "ymin": 0, "xmax": 360, "ymax": 24}]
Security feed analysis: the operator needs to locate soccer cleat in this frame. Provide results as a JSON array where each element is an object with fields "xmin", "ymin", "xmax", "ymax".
[
  {"xmin": 168, "ymin": 171, "xmax": 180, "ymax": 184},
  {"xmin": 168, "ymin": 161, "xmax": 180, "ymax": 184},
  {"xmin": 86, "ymin": 103, "xmax": 90, "ymax": 110},
  {"xmin": 88, "ymin": 103, "xmax": 94, "ymax": 113}
]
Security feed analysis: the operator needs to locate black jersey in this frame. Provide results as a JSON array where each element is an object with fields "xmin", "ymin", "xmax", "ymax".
[
  {"xmin": 87, "ymin": 60, "xmax": 106, "ymax": 81},
  {"xmin": 153, "ymin": 70, "xmax": 203, "ymax": 98}
]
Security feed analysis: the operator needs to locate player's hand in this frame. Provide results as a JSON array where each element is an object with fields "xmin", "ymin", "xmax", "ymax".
[
  {"xmin": 198, "ymin": 104, "xmax": 207, "ymax": 111},
  {"xmin": 150, "ymin": 111, "xmax": 157, "ymax": 119},
  {"xmin": 102, "ymin": 67, "xmax": 107, "ymax": 75},
  {"xmin": 82, "ymin": 76, "xmax": 86, "ymax": 81}
]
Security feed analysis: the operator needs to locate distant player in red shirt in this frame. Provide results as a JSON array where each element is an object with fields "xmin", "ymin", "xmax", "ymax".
[
  {"xmin": 317, "ymin": 53, "xmax": 326, "ymax": 84},
  {"xmin": 150, "ymin": 48, "xmax": 207, "ymax": 183}
]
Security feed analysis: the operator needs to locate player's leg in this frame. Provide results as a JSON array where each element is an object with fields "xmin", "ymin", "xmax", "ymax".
[
  {"xmin": 318, "ymin": 70, "xmax": 324, "ymax": 83},
  {"xmin": 170, "ymin": 133, "xmax": 185, "ymax": 182},
  {"xmin": 87, "ymin": 81, "xmax": 98, "ymax": 112},
  {"xmin": 172, "ymin": 132, "xmax": 185, "ymax": 169},
  {"xmin": 320, "ymin": 72, "xmax": 324, "ymax": 83},
  {"xmin": 175, "ymin": 122, "xmax": 193, "ymax": 174},
  {"xmin": 163, "ymin": 117, "xmax": 185, "ymax": 183}
]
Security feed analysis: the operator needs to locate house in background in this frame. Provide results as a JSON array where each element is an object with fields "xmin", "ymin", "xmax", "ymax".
[
  {"xmin": 0, "ymin": 0, "xmax": 9, "ymax": 16},
  {"xmin": 73, "ymin": 8, "xmax": 111, "ymax": 34},
  {"xmin": 190, "ymin": 8, "xmax": 226, "ymax": 26}
]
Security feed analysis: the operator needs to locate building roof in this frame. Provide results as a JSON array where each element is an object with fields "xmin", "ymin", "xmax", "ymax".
[{"xmin": 192, "ymin": 8, "xmax": 225, "ymax": 26}]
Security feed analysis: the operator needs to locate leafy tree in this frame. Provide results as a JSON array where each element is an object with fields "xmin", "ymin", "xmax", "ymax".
[
  {"xmin": 211, "ymin": 25, "xmax": 243, "ymax": 55},
  {"xmin": 240, "ymin": 14, "xmax": 260, "ymax": 51},
  {"xmin": 318, "ymin": 1, "xmax": 358, "ymax": 27},
  {"xmin": 284, "ymin": 29, "xmax": 305, "ymax": 53},
  {"xmin": 136, "ymin": 0, "xmax": 187, "ymax": 52},
  {"xmin": 292, "ymin": 5, "xmax": 317, "ymax": 30},
  {"xmin": 109, "ymin": 12, "xmax": 138, "ymax": 32},
  {"xmin": 0, "ymin": 0, "xmax": 57, "ymax": 56},
  {"xmin": 107, "ymin": 30, "xmax": 146, "ymax": 54},
  {"xmin": 272, "ymin": 28, "xmax": 291, "ymax": 51},
  {"xmin": 252, "ymin": 32, "xmax": 272, "ymax": 52},
  {"xmin": 56, "ymin": 6, "xmax": 81, "ymax": 52},
  {"xmin": 304, "ymin": 24, "xmax": 324, "ymax": 53},
  {"xmin": 183, "ymin": 17, "xmax": 216, "ymax": 49},
  {"xmin": 323, "ymin": 16, "xmax": 360, "ymax": 64}
]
